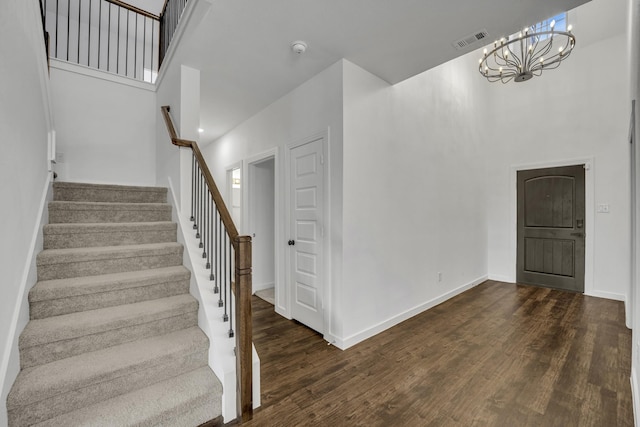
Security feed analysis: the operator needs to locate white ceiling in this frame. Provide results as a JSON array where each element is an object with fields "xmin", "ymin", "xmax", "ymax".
[{"xmin": 167, "ymin": 0, "xmax": 591, "ymax": 142}]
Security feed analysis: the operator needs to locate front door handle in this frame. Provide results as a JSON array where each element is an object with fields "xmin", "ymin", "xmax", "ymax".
[
  {"xmin": 570, "ymin": 232, "xmax": 584, "ymax": 237},
  {"xmin": 288, "ymin": 240, "xmax": 295, "ymax": 246}
]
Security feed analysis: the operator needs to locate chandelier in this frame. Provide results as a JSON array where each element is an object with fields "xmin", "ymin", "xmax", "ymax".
[{"xmin": 479, "ymin": 20, "xmax": 576, "ymax": 83}]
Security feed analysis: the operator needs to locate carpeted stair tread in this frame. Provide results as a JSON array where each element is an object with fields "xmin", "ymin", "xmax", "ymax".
[
  {"xmin": 44, "ymin": 222, "xmax": 177, "ymax": 249},
  {"xmin": 37, "ymin": 242, "xmax": 184, "ymax": 280},
  {"xmin": 7, "ymin": 327, "xmax": 209, "ymax": 414},
  {"xmin": 30, "ymin": 266, "xmax": 190, "ymax": 302},
  {"xmin": 21, "ymin": 294, "xmax": 197, "ymax": 347},
  {"xmin": 19, "ymin": 295, "xmax": 199, "ymax": 367},
  {"xmin": 53, "ymin": 182, "xmax": 168, "ymax": 204},
  {"xmin": 48, "ymin": 201, "xmax": 172, "ymax": 224},
  {"xmin": 35, "ymin": 366, "xmax": 221, "ymax": 427},
  {"xmin": 28, "ymin": 267, "xmax": 191, "ymax": 319}
]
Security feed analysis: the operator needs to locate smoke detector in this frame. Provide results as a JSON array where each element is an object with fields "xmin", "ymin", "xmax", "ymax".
[{"xmin": 291, "ymin": 41, "xmax": 307, "ymax": 55}]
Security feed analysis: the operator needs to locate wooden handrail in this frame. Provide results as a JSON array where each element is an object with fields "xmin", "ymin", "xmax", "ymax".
[
  {"xmin": 160, "ymin": 106, "xmax": 239, "ymax": 243},
  {"xmin": 161, "ymin": 105, "xmax": 253, "ymax": 422},
  {"xmin": 105, "ymin": 0, "xmax": 160, "ymax": 20}
]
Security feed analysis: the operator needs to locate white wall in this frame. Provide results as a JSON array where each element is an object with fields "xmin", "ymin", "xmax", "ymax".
[
  {"xmin": 201, "ymin": 61, "xmax": 344, "ymax": 337},
  {"xmin": 0, "ymin": 0, "xmax": 53, "ymax": 424},
  {"xmin": 340, "ymin": 57, "xmax": 489, "ymax": 345},
  {"xmin": 486, "ymin": 0, "xmax": 631, "ymax": 301},
  {"xmin": 50, "ymin": 61, "xmax": 157, "ymax": 185},
  {"xmin": 155, "ymin": 60, "xmax": 182, "ymax": 197}
]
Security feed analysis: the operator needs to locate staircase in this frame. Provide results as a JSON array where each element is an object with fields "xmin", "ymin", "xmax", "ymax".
[{"xmin": 6, "ymin": 182, "xmax": 222, "ymax": 426}]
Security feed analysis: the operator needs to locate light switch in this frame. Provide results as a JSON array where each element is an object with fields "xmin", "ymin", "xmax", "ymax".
[{"xmin": 597, "ymin": 204, "xmax": 610, "ymax": 213}]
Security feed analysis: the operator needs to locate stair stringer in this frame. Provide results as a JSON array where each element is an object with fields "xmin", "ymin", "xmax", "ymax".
[
  {"xmin": 166, "ymin": 178, "xmax": 260, "ymax": 423},
  {"xmin": 0, "ymin": 176, "xmax": 53, "ymax": 426}
]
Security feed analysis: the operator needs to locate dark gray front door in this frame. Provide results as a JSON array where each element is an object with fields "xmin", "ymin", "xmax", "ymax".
[{"xmin": 517, "ymin": 165, "xmax": 585, "ymax": 292}]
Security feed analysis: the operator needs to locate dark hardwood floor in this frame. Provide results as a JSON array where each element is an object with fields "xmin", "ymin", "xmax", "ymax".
[{"xmin": 240, "ymin": 280, "xmax": 632, "ymax": 426}]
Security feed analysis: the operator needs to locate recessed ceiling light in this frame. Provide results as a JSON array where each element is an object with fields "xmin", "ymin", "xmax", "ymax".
[{"xmin": 198, "ymin": 128, "xmax": 204, "ymax": 133}]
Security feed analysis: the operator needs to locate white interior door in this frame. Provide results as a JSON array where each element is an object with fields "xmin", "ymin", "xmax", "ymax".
[{"xmin": 288, "ymin": 137, "xmax": 324, "ymax": 333}]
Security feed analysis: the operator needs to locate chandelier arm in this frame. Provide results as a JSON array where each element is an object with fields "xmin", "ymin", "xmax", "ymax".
[
  {"xmin": 532, "ymin": 37, "xmax": 554, "ymax": 64},
  {"xmin": 505, "ymin": 43, "xmax": 522, "ymax": 69}
]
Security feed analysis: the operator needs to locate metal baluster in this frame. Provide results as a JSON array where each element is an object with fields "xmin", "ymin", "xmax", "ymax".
[
  {"xmin": 209, "ymin": 202, "xmax": 218, "ymax": 282},
  {"xmin": 142, "ymin": 17, "xmax": 146, "ymax": 81},
  {"xmin": 134, "ymin": 13, "xmax": 137, "ymax": 78},
  {"xmin": 77, "ymin": 0, "xmax": 80, "ymax": 63},
  {"xmin": 218, "ymin": 217, "xmax": 224, "ymax": 307},
  {"xmin": 205, "ymin": 193, "xmax": 211, "ymax": 267},
  {"xmin": 87, "ymin": 0, "xmax": 91, "ymax": 67},
  {"xmin": 212, "ymin": 208, "xmax": 218, "ymax": 286},
  {"xmin": 228, "ymin": 239, "xmax": 234, "ymax": 338},
  {"xmin": 107, "ymin": 2, "xmax": 110, "ymax": 71},
  {"xmin": 55, "ymin": 0, "xmax": 59, "ymax": 57},
  {"xmin": 116, "ymin": 5, "xmax": 120, "ymax": 74},
  {"xmin": 191, "ymin": 153, "xmax": 195, "ymax": 221},
  {"xmin": 97, "ymin": 0, "xmax": 100, "ymax": 69},
  {"xmin": 125, "ymin": 10, "xmax": 129, "ymax": 76},
  {"xmin": 150, "ymin": 20, "xmax": 155, "ymax": 80},
  {"xmin": 202, "ymin": 185, "xmax": 207, "ymax": 257},
  {"xmin": 198, "ymin": 172, "xmax": 203, "ymax": 244},
  {"xmin": 223, "ymin": 231, "xmax": 228, "ymax": 321},
  {"xmin": 193, "ymin": 162, "xmax": 199, "ymax": 231},
  {"xmin": 66, "ymin": 0, "xmax": 70, "ymax": 60}
]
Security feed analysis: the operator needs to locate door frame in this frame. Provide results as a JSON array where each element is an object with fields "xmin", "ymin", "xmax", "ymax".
[
  {"xmin": 508, "ymin": 157, "xmax": 595, "ymax": 296},
  {"xmin": 284, "ymin": 130, "xmax": 331, "ymax": 338},
  {"xmin": 629, "ymin": 100, "xmax": 636, "ymax": 329},
  {"xmin": 244, "ymin": 148, "xmax": 281, "ymax": 303}
]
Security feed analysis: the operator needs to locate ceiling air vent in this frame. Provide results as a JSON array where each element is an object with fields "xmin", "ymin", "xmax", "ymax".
[{"xmin": 452, "ymin": 29, "xmax": 489, "ymax": 50}]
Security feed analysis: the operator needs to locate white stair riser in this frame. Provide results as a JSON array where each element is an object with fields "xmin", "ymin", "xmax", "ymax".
[
  {"xmin": 49, "ymin": 204, "xmax": 172, "ymax": 224},
  {"xmin": 54, "ymin": 185, "xmax": 167, "ymax": 204},
  {"xmin": 44, "ymin": 225, "xmax": 177, "ymax": 249}
]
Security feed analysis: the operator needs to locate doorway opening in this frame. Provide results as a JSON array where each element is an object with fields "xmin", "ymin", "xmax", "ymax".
[
  {"xmin": 226, "ymin": 165, "xmax": 242, "ymax": 229},
  {"xmin": 248, "ymin": 157, "xmax": 276, "ymax": 305}
]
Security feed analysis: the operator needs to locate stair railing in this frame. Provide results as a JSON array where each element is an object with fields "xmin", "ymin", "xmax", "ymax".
[
  {"xmin": 158, "ymin": 0, "xmax": 188, "ymax": 67},
  {"xmin": 42, "ymin": 0, "xmax": 160, "ymax": 83},
  {"xmin": 161, "ymin": 106, "xmax": 253, "ymax": 422}
]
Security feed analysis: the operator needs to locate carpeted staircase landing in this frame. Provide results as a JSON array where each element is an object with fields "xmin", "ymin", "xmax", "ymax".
[{"xmin": 7, "ymin": 182, "xmax": 222, "ymax": 426}]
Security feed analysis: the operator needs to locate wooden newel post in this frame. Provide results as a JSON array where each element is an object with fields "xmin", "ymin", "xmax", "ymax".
[{"xmin": 234, "ymin": 235, "xmax": 253, "ymax": 422}]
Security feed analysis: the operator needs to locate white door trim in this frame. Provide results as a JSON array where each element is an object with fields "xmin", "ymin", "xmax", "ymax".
[
  {"xmin": 629, "ymin": 100, "xmax": 636, "ymax": 329},
  {"xmin": 508, "ymin": 157, "xmax": 595, "ymax": 296},
  {"xmin": 244, "ymin": 148, "xmax": 281, "ymax": 307},
  {"xmin": 284, "ymin": 130, "xmax": 331, "ymax": 338}
]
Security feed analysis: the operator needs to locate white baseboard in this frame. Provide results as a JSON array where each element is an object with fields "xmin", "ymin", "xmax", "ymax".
[
  {"xmin": 585, "ymin": 290, "xmax": 626, "ymax": 302},
  {"xmin": 488, "ymin": 274, "xmax": 515, "ymax": 283},
  {"xmin": 0, "ymin": 175, "xmax": 52, "ymax": 425},
  {"xmin": 338, "ymin": 275, "xmax": 488, "ymax": 350}
]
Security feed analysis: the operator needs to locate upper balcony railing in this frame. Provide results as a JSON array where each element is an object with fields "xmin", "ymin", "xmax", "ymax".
[{"xmin": 41, "ymin": 0, "xmax": 188, "ymax": 84}]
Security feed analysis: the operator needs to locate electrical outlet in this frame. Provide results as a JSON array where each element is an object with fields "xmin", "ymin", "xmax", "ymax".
[
  {"xmin": 597, "ymin": 204, "xmax": 610, "ymax": 213},
  {"xmin": 56, "ymin": 152, "xmax": 65, "ymax": 163},
  {"xmin": 437, "ymin": 272, "xmax": 442, "ymax": 282}
]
